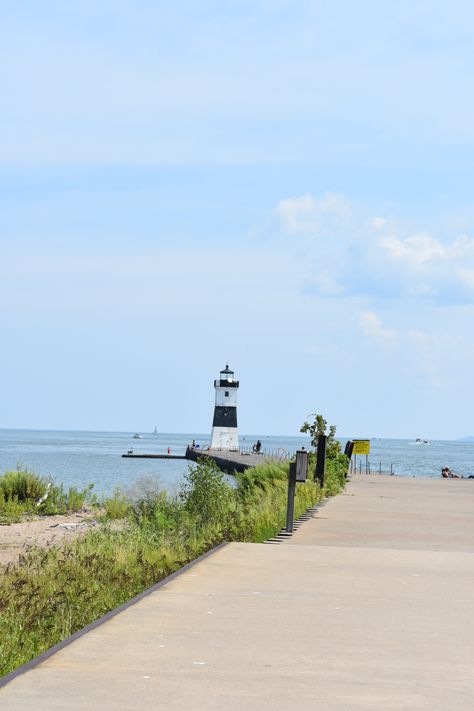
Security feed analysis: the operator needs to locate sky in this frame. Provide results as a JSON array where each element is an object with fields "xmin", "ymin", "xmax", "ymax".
[{"xmin": 1, "ymin": 0, "xmax": 474, "ymax": 439}]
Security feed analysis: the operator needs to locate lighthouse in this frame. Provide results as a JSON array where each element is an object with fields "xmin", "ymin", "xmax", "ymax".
[{"xmin": 210, "ymin": 365, "xmax": 239, "ymax": 451}]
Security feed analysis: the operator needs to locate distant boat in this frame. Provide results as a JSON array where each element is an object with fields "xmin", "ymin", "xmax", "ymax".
[
  {"xmin": 153, "ymin": 426, "xmax": 158, "ymax": 435},
  {"xmin": 132, "ymin": 433, "xmax": 143, "ymax": 439},
  {"xmin": 414, "ymin": 438, "xmax": 430, "ymax": 445}
]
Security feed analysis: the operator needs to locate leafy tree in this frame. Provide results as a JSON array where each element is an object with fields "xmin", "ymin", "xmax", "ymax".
[{"xmin": 300, "ymin": 413, "xmax": 341, "ymax": 459}]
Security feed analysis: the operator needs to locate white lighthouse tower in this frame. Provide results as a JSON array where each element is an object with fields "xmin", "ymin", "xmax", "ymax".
[{"xmin": 210, "ymin": 365, "xmax": 239, "ymax": 451}]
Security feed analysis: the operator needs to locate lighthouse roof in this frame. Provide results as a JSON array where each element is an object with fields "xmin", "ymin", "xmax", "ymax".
[{"xmin": 221, "ymin": 364, "xmax": 233, "ymax": 374}]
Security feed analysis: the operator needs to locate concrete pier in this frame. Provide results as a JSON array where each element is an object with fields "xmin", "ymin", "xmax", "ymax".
[
  {"xmin": 121, "ymin": 453, "xmax": 186, "ymax": 460},
  {"xmin": 1, "ymin": 474, "xmax": 473, "ymax": 709},
  {"xmin": 185, "ymin": 447, "xmax": 272, "ymax": 472},
  {"xmin": 120, "ymin": 448, "xmax": 276, "ymax": 472}
]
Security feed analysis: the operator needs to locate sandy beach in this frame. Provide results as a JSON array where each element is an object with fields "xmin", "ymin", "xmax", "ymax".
[{"xmin": 0, "ymin": 510, "xmax": 98, "ymax": 567}]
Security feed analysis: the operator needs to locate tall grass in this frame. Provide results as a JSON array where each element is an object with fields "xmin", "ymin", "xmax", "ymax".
[
  {"xmin": 0, "ymin": 470, "xmax": 94, "ymax": 524},
  {"xmin": 0, "ymin": 455, "xmax": 347, "ymax": 677}
]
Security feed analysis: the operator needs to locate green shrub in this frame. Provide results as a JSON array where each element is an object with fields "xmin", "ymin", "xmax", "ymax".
[
  {"xmin": 179, "ymin": 460, "xmax": 235, "ymax": 527},
  {"xmin": 0, "ymin": 470, "xmax": 95, "ymax": 523},
  {"xmin": 0, "ymin": 493, "xmax": 26, "ymax": 524},
  {"xmin": 0, "ymin": 470, "xmax": 48, "ymax": 503},
  {"xmin": 104, "ymin": 489, "xmax": 130, "ymax": 520}
]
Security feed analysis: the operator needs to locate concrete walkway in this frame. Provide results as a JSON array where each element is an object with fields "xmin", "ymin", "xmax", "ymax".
[{"xmin": 1, "ymin": 475, "xmax": 473, "ymax": 710}]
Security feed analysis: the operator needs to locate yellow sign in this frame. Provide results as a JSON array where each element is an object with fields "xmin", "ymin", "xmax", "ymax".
[{"xmin": 353, "ymin": 440, "xmax": 371, "ymax": 455}]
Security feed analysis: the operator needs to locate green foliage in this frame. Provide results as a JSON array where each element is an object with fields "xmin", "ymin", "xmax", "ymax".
[
  {"xmin": 0, "ymin": 450, "xmax": 348, "ymax": 677},
  {"xmin": 0, "ymin": 493, "xmax": 26, "ymax": 524},
  {"xmin": 0, "ymin": 470, "xmax": 48, "ymax": 502},
  {"xmin": 179, "ymin": 460, "xmax": 234, "ymax": 527},
  {"xmin": 324, "ymin": 454, "xmax": 349, "ymax": 495},
  {"xmin": 300, "ymin": 413, "xmax": 342, "ymax": 459},
  {"xmin": 103, "ymin": 489, "xmax": 130, "ymax": 520},
  {"xmin": 0, "ymin": 470, "xmax": 95, "ymax": 523}
]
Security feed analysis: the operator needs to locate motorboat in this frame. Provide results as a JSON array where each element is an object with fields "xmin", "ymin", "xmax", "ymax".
[{"xmin": 132, "ymin": 433, "xmax": 143, "ymax": 439}]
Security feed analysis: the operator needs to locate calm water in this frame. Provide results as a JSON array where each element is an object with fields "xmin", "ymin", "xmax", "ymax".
[
  {"xmin": 0, "ymin": 430, "xmax": 310, "ymax": 496},
  {"xmin": 0, "ymin": 429, "xmax": 473, "ymax": 495}
]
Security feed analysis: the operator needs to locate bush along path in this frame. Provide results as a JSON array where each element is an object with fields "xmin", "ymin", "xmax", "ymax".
[{"xmin": 0, "ymin": 451, "xmax": 348, "ymax": 678}]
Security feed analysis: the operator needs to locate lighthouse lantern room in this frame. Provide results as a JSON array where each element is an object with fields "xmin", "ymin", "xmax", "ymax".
[{"xmin": 210, "ymin": 365, "xmax": 239, "ymax": 451}]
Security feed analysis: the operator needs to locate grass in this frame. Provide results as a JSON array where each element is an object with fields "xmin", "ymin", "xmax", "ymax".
[
  {"xmin": 0, "ymin": 454, "xmax": 348, "ymax": 677},
  {"xmin": 0, "ymin": 470, "xmax": 95, "ymax": 524}
]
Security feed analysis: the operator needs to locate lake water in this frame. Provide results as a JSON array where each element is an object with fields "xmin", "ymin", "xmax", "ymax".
[{"xmin": 0, "ymin": 429, "xmax": 473, "ymax": 496}]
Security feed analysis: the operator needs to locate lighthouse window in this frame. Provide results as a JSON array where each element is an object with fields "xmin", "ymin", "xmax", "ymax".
[{"xmin": 225, "ymin": 391, "xmax": 229, "ymax": 397}]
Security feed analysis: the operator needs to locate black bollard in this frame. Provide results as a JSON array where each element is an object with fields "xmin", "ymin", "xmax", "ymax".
[
  {"xmin": 315, "ymin": 434, "xmax": 327, "ymax": 486},
  {"xmin": 286, "ymin": 462, "xmax": 297, "ymax": 532}
]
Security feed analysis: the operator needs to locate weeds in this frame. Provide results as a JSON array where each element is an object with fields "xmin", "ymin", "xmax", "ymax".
[
  {"xmin": 0, "ymin": 454, "xmax": 347, "ymax": 677},
  {"xmin": 0, "ymin": 470, "xmax": 94, "ymax": 524}
]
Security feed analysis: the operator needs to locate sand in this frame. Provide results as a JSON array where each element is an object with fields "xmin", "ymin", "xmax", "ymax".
[{"xmin": 0, "ymin": 510, "xmax": 99, "ymax": 567}]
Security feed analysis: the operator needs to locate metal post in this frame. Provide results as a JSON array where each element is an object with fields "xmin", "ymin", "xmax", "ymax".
[
  {"xmin": 359, "ymin": 459, "xmax": 362, "ymax": 475},
  {"xmin": 390, "ymin": 463, "xmax": 393, "ymax": 475},
  {"xmin": 344, "ymin": 441, "xmax": 354, "ymax": 478},
  {"xmin": 379, "ymin": 461, "xmax": 382, "ymax": 475},
  {"xmin": 365, "ymin": 454, "xmax": 368, "ymax": 475},
  {"xmin": 286, "ymin": 462, "xmax": 297, "ymax": 532},
  {"xmin": 315, "ymin": 434, "xmax": 327, "ymax": 486}
]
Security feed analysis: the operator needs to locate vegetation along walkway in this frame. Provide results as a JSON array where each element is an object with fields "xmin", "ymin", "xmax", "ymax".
[{"xmin": 1, "ymin": 474, "xmax": 473, "ymax": 710}]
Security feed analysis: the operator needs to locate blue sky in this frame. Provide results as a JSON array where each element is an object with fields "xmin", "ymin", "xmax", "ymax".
[{"xmin": 2, "ymin": 1, "xmax": 474, "ymax": 439}]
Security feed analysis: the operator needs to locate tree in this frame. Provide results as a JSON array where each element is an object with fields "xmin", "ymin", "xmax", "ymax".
[{"xmin": 300, "ymin": 413, "xmax": 341, "ymax": 459}]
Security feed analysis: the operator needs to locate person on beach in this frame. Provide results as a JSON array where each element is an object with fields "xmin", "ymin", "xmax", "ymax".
[{"xmin": 441, "ymin": 467, "xmax": 461, "ymax": 478}]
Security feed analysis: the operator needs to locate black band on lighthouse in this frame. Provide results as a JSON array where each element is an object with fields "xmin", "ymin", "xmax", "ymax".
[{"xmin": 212, "ymin": 406, "xmax": 238, "ymax": 428}]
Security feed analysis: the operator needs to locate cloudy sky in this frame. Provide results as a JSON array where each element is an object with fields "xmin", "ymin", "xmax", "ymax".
[{"xmin": 2, "ymin": 1, "xmax": 474, "ymax": 439}]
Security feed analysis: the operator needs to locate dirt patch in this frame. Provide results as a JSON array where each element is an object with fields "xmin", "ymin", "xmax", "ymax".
[{"xmin": 0, "ymin": 510, "xmax": 99, "ymax": 567}]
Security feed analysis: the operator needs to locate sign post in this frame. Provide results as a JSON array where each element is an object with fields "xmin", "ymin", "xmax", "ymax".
[
  {"xmin": 352, "ymin": 440, "xmax": 371, "ymax": 455},
  {"xmin": 352, "ymin": 440, "xmax": 371, "ymax": 475}
]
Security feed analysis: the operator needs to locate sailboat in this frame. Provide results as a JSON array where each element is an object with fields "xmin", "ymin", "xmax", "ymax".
[{"xmin": 153, "ymin": 425, "xmax": 158, "ymax": 435}]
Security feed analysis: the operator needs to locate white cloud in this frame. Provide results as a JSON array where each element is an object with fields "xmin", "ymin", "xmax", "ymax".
[
  {"xmin": 404, "ymin": 282, "xmax": 437, "ymax": 298},
  {"xmin": 371, "ymin": 216, "xmax": 386, "ymax": 230},
  {"xmin": 359, "ymin": 311, "xmax": 397, "ymax": 345},
  {"xmin": 276, "ymin": 191, "xmax": 351, "ymax": 235},
  {"xmin": 272, "ymin": 191, "xmax": 474, "ymax": 306},
  {"xmin": 380, "ymin": 233, "xmax": 445, "ymax": 265}
]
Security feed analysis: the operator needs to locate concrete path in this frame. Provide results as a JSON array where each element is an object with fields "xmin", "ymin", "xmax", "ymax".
[{"xmin": 1, "ymin": 475, "xmax": 473, "ymax": 710}]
